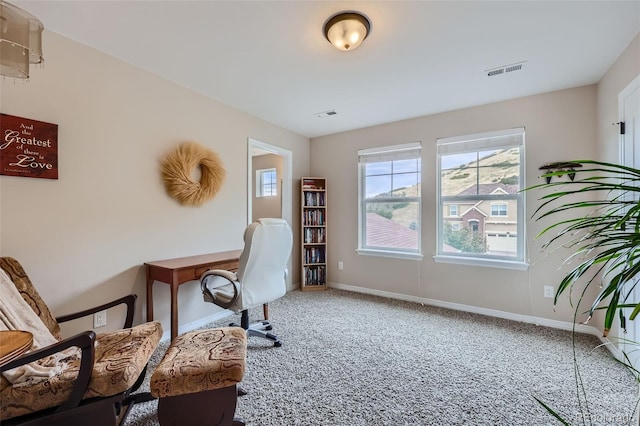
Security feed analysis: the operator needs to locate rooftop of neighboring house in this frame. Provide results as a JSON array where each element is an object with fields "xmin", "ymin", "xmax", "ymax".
[
  {"xmin": 456, "ymin": 183, "xmax": 519, "ymax": 196},
  {"xmin": 366, "ymin": 213, "xmax": 418, "ymax": 250}
]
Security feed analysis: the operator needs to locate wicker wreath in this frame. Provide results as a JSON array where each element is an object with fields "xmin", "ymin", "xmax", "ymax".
[{"xmin": 161, "ymin": 142, "xmax": 226, "ymax": 206}]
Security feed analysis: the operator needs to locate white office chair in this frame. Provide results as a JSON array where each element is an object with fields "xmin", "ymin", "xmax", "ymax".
[{"xmin": 200, "ymin": 218, "xmax": 293, "ymax": 347}]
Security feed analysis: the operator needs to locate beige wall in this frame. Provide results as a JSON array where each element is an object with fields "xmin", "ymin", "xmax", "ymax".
[
  {"xmin": 311, "ymin": 85, "xmax": 599, "ymax": 324},
  {"xmin": 0, "ymin": 32, "xmax": 310, "ymax": 337},
  {"xmin": 252, "ymin": 154, "xmax": 283, "ymax": 221},
  {"xmin": 598, "ymin": 33, "xmax": 640, "ymax": 164}
]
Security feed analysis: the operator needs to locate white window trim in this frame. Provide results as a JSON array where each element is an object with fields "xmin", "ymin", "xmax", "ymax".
[
  {"xmin": 356, "ymin": 248, "xmax": 424, "ymax": 261},
  {"xmin": 435, "ymin": 128, "xmax": 527, "ymax": 270},
  {"xmin": 357, "ymin": 141, "xmax": 422, "ymax": 259},
  {"xmin": 434, "ymin": 255, "xmax": 528, "ymax": 270}
]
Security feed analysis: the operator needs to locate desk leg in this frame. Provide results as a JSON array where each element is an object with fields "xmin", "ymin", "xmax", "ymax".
[
  {"xmin": 146, "ymin": 268, "xmax": 154, "ymax": 322},
  {"xmin": 170, "ymin": 282, "xmax": 179, "ymax": 341},
  {"xmin": 263, "ymin": 304, "xmax": 269, "ymax": 321}
]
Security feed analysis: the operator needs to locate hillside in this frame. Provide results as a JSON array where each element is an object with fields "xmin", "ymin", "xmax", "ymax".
[
  {"xmin": 373, "ymin": 148, "xmax": 520, "ymax": 228},
  {"xmin": 441, "ymin": 147, "xmax": 520, "ymax": 196}
]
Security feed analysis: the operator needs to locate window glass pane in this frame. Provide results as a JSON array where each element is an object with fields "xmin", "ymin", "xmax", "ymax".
[
  {"xmin": 365, "ymin": 201, "xmax": 419, "ymax": 250},
  {"xmin": 366, "ymin": 161, "xmax": 392, "ymax": 176},
  {"xmin": 264, "ymin": 170, "xmax": 276, "ymax": 184},
  {"xmin": 441, "ymin": 164, "xmax": 478, "ymax": 196},
  {"xmin": 478, "ymin": 148, "xmax": 520, "ymax": 190},
  {"xmin": 393, "ymin": 158, "xmax": 420, "ymax": 173},
  {"xmin": 392, "ymin": 172, "xmax": 420, "ymax": 195},
  {"xmin": 437, "ymin": 129, "xmax": 524, "ymax": 263},
  {"xmin": 441, "ymin": 152, "xmax": 478, "ymax": 171},
  {"xmin": 365, "ymin": 174, "xmax": 391, "ymax": 198},
  {"xmin": 442, "ymin": 203, "xmax": 519, "ymax": 257}
]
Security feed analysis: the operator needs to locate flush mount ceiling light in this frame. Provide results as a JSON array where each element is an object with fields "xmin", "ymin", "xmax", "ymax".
[
  {"xmin": 0, "ymin": 0, "xmax": 44, "ymax": 80},
  {"xmin": 323, "ymin": 11, "xmax": 371, "ymax": 51}
]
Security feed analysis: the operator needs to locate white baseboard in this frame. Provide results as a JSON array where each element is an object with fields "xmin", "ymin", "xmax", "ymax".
[{"xmin": 328, "ymin": 282, "xmax": 623, "ymax": 362}]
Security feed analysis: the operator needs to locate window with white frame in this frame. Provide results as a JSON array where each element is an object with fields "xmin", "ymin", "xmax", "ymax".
[
  {"xmin": 449, "ymin": 205, "xmax": 458, "ymax": 217},
  {"xmin": 435, "ymin": 128, "xmax": 525, "ymax": 269},
  {"xmin": 256, "ymin": 168, "xmax": 277, "ymax": 197},
  {"xmin": 491, "ymin": 203, "xmax": 508, "ymax": 217},
  {"xmin": 357, "ymin": 142, "xmax": 422, "ymax": 259}
]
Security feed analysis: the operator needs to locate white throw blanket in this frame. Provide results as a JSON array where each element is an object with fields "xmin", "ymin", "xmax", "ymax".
[{"xmin": 0, "ymin": 269, "xmax": 75, "ymax": 385}]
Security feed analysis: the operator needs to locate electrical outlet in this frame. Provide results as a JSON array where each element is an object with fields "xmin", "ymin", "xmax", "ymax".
[
  {"xmin": 543, "ymin": 286, "xmax": 554, "ymax": 299},
  {"xmin": 338, "ymin": 261, "xmax": 344, "ymax": 270},
  {"xmin": 94, "ymin": 310, "xmax": 107, "ymax": 328}
]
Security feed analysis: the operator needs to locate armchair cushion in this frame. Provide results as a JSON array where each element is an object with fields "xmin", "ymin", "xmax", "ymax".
[
  {"xmin": 0, "ymin": 257, "xmax": 61, "ymax": 340},
  {"xmin": 0, "ymin": 320, "xmax": 162, "ymax": 420}
]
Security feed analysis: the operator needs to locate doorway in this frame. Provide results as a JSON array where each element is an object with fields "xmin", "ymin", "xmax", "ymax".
[
  {"xmin": 619, "ymin": 74, "xmax": 640, "ymax": 370},
  {"xmin": 247, "ymin": 138, "xmax": 293, "ymax": 291}
]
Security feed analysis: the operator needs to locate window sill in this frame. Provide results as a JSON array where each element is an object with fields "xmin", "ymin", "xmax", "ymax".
[
  {"xmin": 433, "ymin": 255, "xmax": 528, "ymax": 270},
  {"xmin": 356, "ymin": 249, "xmax": 423, "ymax": 261}
]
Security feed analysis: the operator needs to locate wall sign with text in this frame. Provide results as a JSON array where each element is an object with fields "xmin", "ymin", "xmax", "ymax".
[{"xmin": 0, "ymin": 114, "xmax": 58, "ymax": 179}]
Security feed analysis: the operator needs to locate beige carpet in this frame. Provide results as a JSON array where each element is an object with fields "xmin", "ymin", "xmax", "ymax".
[{"xmin": 125, "ymin": 288, "xmax": 637, "ymax": 425}]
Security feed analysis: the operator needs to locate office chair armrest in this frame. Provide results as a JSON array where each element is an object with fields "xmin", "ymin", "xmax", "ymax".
[
  {"xmin": 200, "ymin": 269, "xmax": 239, "ymax": 309},
  {"xmin": 1, "ymin": 331, "xmax": 96, "ymax": 411},
  {"xmin": 55, "ymin": 294, "xmax": 137, "ymax": 329}
]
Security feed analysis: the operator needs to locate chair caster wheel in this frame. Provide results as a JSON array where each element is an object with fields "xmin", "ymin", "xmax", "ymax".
[
  {"xmin": 274, "ymin": 341, "xmax": 282, "ymax": 347},
  {"xmin": 265, "ymin": 325, "xmax": 273, "ymax": 331}
]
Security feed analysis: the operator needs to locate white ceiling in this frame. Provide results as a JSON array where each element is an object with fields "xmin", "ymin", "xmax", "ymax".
[{"xmin": 14, "ymin": 0, "xmax": 640, "ymax": 139}]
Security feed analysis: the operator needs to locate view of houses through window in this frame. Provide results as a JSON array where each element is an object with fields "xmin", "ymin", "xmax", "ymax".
[
  {"xmin": 437, "ymin": 128, "xmax": 525, "ymax": 263},
  {"xmin": 357, "ymin": 142, "xmax": 422, "ymax": 257}
]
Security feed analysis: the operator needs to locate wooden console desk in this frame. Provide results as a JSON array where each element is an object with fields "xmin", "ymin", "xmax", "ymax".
[{"xmin": 145, "ymin": 250, "xmax": 242, "ymax": 340}]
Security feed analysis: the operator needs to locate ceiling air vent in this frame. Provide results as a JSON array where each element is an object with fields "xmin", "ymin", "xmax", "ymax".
[
  {"xmin": 486, "ymin": 61, "xmax": 527, "ymax": 77},
  {"xmin": 315, "ymin": 110, "xmax": 337, "ymax": 118}
]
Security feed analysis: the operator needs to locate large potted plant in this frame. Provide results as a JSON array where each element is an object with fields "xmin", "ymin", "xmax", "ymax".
[{"xmin": 529, "ymin": 159, "xmax": 640, "ymax": 424}]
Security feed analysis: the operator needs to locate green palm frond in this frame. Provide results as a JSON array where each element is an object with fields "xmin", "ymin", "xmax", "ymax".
[{"xmin": 528, "ymin": 160, "xmax": 640, "ymax": 334}]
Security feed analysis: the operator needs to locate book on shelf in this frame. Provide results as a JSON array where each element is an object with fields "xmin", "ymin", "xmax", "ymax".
[
  {"xmin": 302, "ymin": 179, "xmax": 318, "ymax": 189},
  {"xmin": 303, "ymin": 246, "xmax": 325, "ymax": 264},
  {"xmin": 304, "ymin": 192, "xmax": 325, "ymax": 206},
  {"xmin": 304, "ymin": 265, "xmax": 326, "ymax": 286},
  {"xmin": 302, "ymin": 178, "xmax": 325, "ymax": 190}
]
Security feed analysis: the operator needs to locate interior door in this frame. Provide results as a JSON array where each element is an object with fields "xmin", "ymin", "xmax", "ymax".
[
  {"xmin": 247, "ymin": 138, "xmax": 294, "ymax": 291},
  {"xmin": 620, "ymin": 75, "xmax": 640, "ymax": 370}
]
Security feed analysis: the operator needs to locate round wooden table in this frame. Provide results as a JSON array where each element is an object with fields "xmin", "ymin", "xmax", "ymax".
[{"xmin": 0, "ymin": 330, "xmax": 33, "ymax": 367}]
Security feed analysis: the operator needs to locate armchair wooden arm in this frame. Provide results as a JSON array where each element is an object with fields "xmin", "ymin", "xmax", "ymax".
[
  {"xmin": 55, "ymin": 295, "xmax": 137, "ymax": 329},
  {"xmin": 1, "ymin": 331, "xmax": 96, "ymax": 413}
]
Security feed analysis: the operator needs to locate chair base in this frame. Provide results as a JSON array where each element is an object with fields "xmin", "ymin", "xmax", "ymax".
[
  {"xmin": 3, "ymin": 394, "xmax": 124, "ymax": 426},
  {"xmin": 157, "ymin": 385, "xmax": 244, "ymax": 426},
  {"xmin": 230, "ymin": 310, "xmax": 282, "ymax": 347}
]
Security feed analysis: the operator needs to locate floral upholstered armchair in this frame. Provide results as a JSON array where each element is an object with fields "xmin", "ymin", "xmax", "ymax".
[{"xmin": 0, "ymin": 257, "xmax": 162, "ymax": 426}]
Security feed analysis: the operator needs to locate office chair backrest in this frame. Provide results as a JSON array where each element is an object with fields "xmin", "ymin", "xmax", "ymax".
[{"xmin": 236, "ymin": 218, "xmax": 293, "ymax": 309}]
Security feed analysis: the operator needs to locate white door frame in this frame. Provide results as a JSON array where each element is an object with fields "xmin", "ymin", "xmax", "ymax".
[
  {"xmin": 618, "ymin": 74, "xmax": 640, "ymax": 368},
  {"xmin": 247, "ymin": 138, "xmax": 294, "ymax": 291}
]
